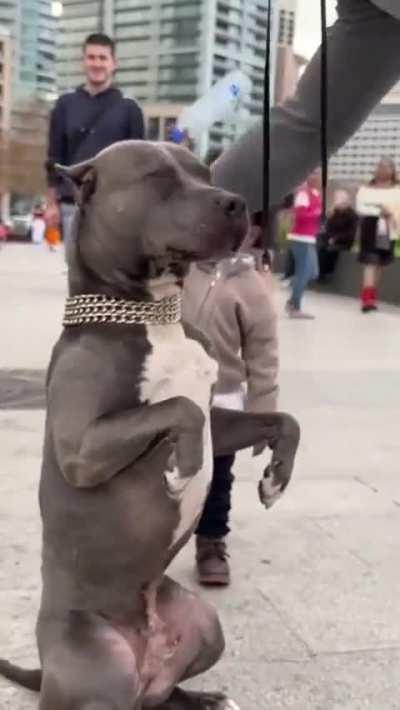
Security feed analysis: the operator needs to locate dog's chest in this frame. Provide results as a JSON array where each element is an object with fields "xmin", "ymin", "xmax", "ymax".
[
  {"xmin": 140, "ymin": 324, "xmax": 218, "ymax": 544},
  {"xmin": 140, "ymin": 324, "xmax": 216, "ymax": 410}
]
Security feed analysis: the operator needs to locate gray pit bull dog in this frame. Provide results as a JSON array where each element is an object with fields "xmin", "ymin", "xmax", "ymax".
[{"xmin": 0, "ymin": 140, "xmax": 300, "ymax": 709}]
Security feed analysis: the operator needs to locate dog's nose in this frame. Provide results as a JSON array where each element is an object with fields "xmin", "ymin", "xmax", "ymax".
[{"xmin": 216, "ymin": 193, "xmax": 246, "ymax": 218}]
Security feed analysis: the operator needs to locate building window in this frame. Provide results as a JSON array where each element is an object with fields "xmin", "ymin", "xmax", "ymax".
[
  {"xmin": 147, "ymin": 117, "xmax": 160, "ymax": 140},
  {"xmin": 160, "ymin": 18, "xmax": 200, "ymax": 39}
]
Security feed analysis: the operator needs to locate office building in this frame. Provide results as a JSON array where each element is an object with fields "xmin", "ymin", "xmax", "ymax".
[
  {"xmin": 0, "ymin": 26, "xmax": 11, "ymax": 131},
  {"xmin": 383, "ymin": 81, "xmax": 400, "ymax": 105},
  {"xmin": 0, "ymin": 27, "xmax": 11, "ymax": 218},
  {"xmin": 277, "ymin": 0, "xmax": 297, "ymax": 46},
  {"xmin": 58, "ymin": 0, "xmax": 279, "ymax": 155},
  {"xmin": 273, "ymin": 0, "xmax": 302, "ymax": 103},
  {"xmin": 330, "ymin": 102, "xmax": 400, "ymax": 183},
  {"xmin": 0, "ymin": 0, "xmax": 57, "ymax": 100},
  {"xmin": 274, "ymin": 45, "xmax": 305, "ymax": 104}
]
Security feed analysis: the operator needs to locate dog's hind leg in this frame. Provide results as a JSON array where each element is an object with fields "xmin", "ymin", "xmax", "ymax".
[
  {"xmin": 142, "ymin": 577, "xmax": 226, "ymax": 708},
  {"xmin": 37, "ymin": 611, "xmax": 140, "ymax": 710}
]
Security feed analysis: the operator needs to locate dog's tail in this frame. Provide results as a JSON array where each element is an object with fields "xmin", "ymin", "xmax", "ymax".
[{"xmin": 0, "ymin": 659, "xmax": 42, "ymax": 691}]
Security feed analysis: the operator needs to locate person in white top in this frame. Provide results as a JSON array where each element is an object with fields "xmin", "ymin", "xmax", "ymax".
[{"xmin": 356, "ymin": 158, "xmax": 400, "ymax": 312}]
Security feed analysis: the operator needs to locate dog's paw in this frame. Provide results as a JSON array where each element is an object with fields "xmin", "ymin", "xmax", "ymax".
[
  {"xmin": 258, "ymin": 464, "xmax": 284, "ymax": 509},
  {"xmin": 163, "ymin": 467, "xmax": 190, "ymax": 499},
  {"xmin": 258, "ymin": 478, "xmax": 282, "ymax": 508},
  {"xmin": 193, "ymin": 693, "xmax": 240, "ymax": 710},
  {"xmin": 169, "ymin": 690, "xmax": 240, "ymax": 710},
  {"xmin": 219, "ymin": 700, "xmax": 241, "ymax": 710}
]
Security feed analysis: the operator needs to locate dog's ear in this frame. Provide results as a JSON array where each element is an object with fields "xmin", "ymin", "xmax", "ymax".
[{"xmin": 48, "ymin": 159, "xmax": 97, "ymax": 207}]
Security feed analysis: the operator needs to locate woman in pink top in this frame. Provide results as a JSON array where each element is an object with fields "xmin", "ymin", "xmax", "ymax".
[{"xmin": 286, "ymin": 169, "xmax": 322, "ymax": 319}]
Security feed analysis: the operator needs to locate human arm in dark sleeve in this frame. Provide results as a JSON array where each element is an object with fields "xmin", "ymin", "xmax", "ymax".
[
  {"xmin": 45, "ymin": 97, "xmax": 68, "ymax": 222},
  {"xmin": 126, "ymin": 100, "xmax": 145, "ymax": 140},
  {"xmin": 212, "ymin": 0, "xmax": 400, "ymax": 213},
  {"xmin": 46, "ymin": 97, "xmax": 67, "ymax": 189}
]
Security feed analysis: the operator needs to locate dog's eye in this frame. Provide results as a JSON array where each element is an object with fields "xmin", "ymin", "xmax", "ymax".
[
  {"xmin": 145, "ymin": 166, "xmax": 177, "ymax": 181},
  {"xmin": 145, "ymin": 167, "xmax": 178, "ymax": 199}
]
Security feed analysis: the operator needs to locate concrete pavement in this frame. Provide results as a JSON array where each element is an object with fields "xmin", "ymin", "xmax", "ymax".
[{"xmin": 1, "ymin": 244, "xmax": 400, "ymax": 709}]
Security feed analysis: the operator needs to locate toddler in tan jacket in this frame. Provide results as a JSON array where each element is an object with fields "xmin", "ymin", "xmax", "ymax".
[{"xmin": 183, "ymin": 222, "xmax": 278, "ymax": 586}]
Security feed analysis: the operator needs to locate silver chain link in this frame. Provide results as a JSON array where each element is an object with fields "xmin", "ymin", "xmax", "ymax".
[{"xmin": 63, "ymin": 293, "xmax": 182, "ymax": 327}]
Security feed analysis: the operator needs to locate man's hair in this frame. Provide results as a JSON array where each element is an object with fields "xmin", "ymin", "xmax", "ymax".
[{"xmin": 83, "ymin": 33, "xmax": 115, "ymax": 56}]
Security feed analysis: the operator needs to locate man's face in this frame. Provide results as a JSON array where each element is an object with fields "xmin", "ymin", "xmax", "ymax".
[{"xmin": 83, "ymin": 43, "xmax": 116, "ymax": 87}]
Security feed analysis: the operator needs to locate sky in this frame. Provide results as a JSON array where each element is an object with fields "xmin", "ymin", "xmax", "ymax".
[{"xmin": 294, "ymin": 0, "xmax": 337, "ymax": 59}]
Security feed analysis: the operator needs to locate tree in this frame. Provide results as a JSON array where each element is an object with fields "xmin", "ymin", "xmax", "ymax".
[{"xmin": 0, "ymin": 97, "xmax": 50, "ymax": 196}]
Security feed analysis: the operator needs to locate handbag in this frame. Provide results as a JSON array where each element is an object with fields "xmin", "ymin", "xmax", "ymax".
[{"xmin": 375, "ymin": 217, "xmax": 391, "ymax": 252}]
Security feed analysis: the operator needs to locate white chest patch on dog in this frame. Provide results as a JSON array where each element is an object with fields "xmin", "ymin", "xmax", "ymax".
[{"xmin": 140, "ymin": 323, "xmax": 218, "ymax": 546}]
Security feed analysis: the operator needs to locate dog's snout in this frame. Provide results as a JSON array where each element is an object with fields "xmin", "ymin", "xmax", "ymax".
[{"xmin": 216, "ymin": 194, "xmax": 246, "ymax": 218}]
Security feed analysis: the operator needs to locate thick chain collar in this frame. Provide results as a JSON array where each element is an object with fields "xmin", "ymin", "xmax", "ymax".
[{"xmin": 63, "ymin": 293, "xmax": 182, "ymax": 327}]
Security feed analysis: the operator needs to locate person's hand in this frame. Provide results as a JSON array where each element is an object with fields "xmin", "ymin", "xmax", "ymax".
[
  {"xmin": 380, "ymin": 205, "xmax": 392, "ymax": 219},
  {"xmin": 44, "ymin": 202, "xmax": 60, "ymax": 228}
]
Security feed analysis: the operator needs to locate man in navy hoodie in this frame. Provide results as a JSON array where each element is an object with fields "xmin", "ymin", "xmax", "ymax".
[{"xmin": 45, "ymin": 33, "xmax": 144, "ymax": 262}]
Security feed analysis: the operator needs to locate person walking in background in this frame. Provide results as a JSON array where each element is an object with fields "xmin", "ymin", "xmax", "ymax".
[
  {"xmin": 318, "ymin": 190, "xmax": 358, "ymax": 281},
  {"xmin": 31, "ymin": 202, "xmax": 46, "ymax": 245},
  {"xmin": 356, "ymin": 158, "xmax": 400, "ymax": 312},
  {"xmin": 183, "ymin": 218, "xmax": 278, "ymax": 586},
  {"xmin": 0, "ymin": 221, "xmax": 8, "ymax": 249},
  {"xmin": 44, "ymin": 224, "xmax": 61, "ymax": 253},
  {"xmin": 45, "ymin": 32, "xmax": 145, "ymax": 264},
  {"xmin": 286, "ymin": 170, "xmax": 322, "ymax": 319}
]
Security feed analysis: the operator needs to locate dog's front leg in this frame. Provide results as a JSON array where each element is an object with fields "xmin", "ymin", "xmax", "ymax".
[
  {"xmin": 51, "ymin": 396, "xmax": 205, "ymax": 489},
  {"xmin": 211, "ymin": 408, "xmax": 300, "ymax": 508}
]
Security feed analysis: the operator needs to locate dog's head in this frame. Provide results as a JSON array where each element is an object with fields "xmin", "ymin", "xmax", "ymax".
[{"xmin": 55, "ymin": 141, "xmax": 248, "ymax": 297}]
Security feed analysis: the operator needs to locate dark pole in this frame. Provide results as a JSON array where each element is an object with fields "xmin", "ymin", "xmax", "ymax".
[
  {"xmin": 262, "ymin": 0, "xmax": 272, "ymax": 260},
  {"xmin": 320, "ymin": 0, "xmax": 328, "ymax": 224}
]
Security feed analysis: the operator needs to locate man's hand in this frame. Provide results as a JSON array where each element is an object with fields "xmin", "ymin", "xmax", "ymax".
[{"xmin": 380, "ymin": 205, "xmax": 392, "ymax": 219}]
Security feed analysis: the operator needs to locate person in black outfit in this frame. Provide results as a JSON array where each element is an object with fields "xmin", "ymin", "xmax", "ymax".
[
  {"xmin": 318, "ymin": 190, "xmax": 358, "ymax": 280},
  {"xmin": 45, "ymin": 33, "xmax": 145, "ymax": 263}
]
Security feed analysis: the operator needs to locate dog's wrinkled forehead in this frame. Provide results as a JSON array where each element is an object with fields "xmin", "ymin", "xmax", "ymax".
[{"xmin": 94, "ymin": 140, "xmax": 211, "ymax": 188}]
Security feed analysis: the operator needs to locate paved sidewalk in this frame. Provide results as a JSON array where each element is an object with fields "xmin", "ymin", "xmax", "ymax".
[{"xmin": 1, "ymin": 244, "xmax": 400, "ymax": 709}]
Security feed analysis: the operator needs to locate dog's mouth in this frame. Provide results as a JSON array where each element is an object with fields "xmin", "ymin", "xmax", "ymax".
[
  {"xmin": 164, "ymin": 211, "xmax": 249, "ymax": 265},
  {"xmin": 179, "ymin": 216, "xmax": 248, "ymax": 262},
  {"xmin": 168, "ymin": 243, "xmax": 240, "ymax": 265}
]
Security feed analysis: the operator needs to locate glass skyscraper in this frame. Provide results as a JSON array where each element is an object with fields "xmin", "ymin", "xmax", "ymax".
[{"xmin": 0, "ymin": 0, "xmax": 57, "ymax": 99}]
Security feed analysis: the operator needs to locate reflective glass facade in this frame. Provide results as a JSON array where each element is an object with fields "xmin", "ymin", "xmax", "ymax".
[
  {"xmin": 330, "ymin": 103, "xmax": 400, "ymax": 183},
  {"xmin": 0, "ymin": 0, "xmax": 57, "ymax": 99}
]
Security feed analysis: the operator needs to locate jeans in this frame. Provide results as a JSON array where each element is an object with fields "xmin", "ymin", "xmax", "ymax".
[
  {"xmin": 196, "ymin": 455, "xmax": 235, "ymax": 539},
  {"xmin": 289, "ymin": 241, "xmax": 319, "ymax": 310},
  {"xmin": 60, "ymin": 202, "xmax": 77, "ymax": 265},
  {"xmin": 282, "ymin": 249, "xmax": 295, "ymax": 279}
]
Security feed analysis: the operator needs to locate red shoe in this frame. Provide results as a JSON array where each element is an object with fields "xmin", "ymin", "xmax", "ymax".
[{"xmin": 361, "ymin": 287, "xmax": 377, "ymax": 312}]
